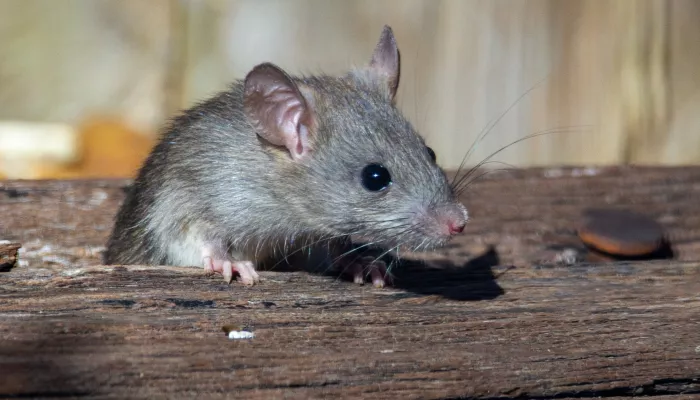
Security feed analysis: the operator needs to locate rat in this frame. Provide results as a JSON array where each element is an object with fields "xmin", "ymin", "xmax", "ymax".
[{"xmin": 103, "ymin": 25, "xmax": 468, "ymax": 288}]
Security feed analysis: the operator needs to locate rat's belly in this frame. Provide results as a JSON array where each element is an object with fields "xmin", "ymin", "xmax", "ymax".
[{"xmin": 163, "ymin": 224, "xmax": 277, "ymax": 267}]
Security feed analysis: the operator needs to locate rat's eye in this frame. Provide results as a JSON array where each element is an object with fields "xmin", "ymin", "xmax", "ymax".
[
  {"xmin": 426, "ymin": 146, "xmax": 436, "ymax": 162},
  {"xmin": 361, "ymin": 163, "xmax": 392, "ymax": 192}
]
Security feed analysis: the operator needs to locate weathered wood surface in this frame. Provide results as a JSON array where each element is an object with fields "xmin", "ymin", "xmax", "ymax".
[{"xmin": 1, "ymin": 166, "xmax": 700, "ymax": 399}]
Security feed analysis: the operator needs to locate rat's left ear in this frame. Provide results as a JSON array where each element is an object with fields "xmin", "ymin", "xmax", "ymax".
[
  {"xmin": 243, "ymin": 63, "xmax": 315, "ymax": 161},
  {"xmin": 368, "ymin": 25, "xmax": 401, "ymax": 100}
]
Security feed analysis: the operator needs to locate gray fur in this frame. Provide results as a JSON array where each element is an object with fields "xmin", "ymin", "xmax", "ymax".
[{"xmin": 103, "ymin": 31, "xmax": 467, "ymax": 269}]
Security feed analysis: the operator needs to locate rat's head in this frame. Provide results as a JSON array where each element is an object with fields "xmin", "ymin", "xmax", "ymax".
[{"xmin": 243, "ymin": 25, "xmax": 467, "ymax": 251}]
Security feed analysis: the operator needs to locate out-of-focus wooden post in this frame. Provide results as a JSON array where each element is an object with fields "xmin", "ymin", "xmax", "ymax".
[{"xmin": 606, "ymin": 0, "xmax": 671, "ymax": 164}]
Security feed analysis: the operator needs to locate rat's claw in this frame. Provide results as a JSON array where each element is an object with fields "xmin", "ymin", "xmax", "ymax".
[
  {"xmin": 233, "ymin": 261, "xmax": 259, "ymax": 286},
  {"xmin": 351, "ymin": 264, "xmax": 366, "ymax": 285},
  {"xmin": 201, "ymin": 255, "xmax": 260, "ymax": 285},
  {"xmin": 370, "ymin": 264, "xmax": 386, "ymax": 288},
  {"xmin": 347, "ymin": 257, "xmax": 392, "ymax": 288},
  {"xmin": 368, "ymin": 258, "xmax": 393, "ymax": 288},
  {"xmin": 222, "ymin": 260, "xmax": 234, "ymax": 284},
  {"xmin": 202, "ymin": 256, "xmax": 218, "ymax": 275}
]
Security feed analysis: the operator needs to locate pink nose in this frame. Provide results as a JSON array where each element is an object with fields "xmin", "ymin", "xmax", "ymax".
[{"xmin": 448, "ymin": 221, "xmax": 465, "ymax": 235}]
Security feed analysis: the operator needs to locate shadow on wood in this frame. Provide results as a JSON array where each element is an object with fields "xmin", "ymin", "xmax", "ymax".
[
  {"xmin": 389, "ymin": 246, "xmax": 505, "ymax": 301},
  {"xmin": 0, "ymin": 323, "xmax": 92, "ymax": 398}
]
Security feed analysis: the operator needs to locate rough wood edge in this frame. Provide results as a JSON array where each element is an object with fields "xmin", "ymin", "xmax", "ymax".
[{"xmin": 0, "ymin": 240, "xmax": 21, "ymax": 271}]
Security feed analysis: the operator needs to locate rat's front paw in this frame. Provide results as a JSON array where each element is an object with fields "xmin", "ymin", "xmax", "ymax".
[
  {"xmin": 203, "ymin": 257, "xmax": 260, "ymax": 285},
  {"xmin": 343, "ymin": 256, "xmax": 393, "ymax": 288}
]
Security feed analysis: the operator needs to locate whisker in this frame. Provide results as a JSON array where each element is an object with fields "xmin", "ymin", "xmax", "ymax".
[
  {"xmin": 457, "ymin": 168, "xmax": 515, "ymax": 195},
  {"xmin": 455, "ymin": 125, "xmax": 588, "ymax": 188},
  {"xmin": 453, "ymin": 125, "xmax": 593, "ymax": 192},
  {"xmin": 451, "ymin": 74, "xmax": 551, "ymax": 186},
  {"xmin": 268, "ymin": 230, "xmax": 362, "ymax": 270}
]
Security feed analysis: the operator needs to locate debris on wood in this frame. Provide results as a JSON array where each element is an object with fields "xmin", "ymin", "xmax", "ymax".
[
  {"xmin": 222, "ymin": 324, "xmax": 255, "ymax": 340},
  {"xmin": 0, "ymin": 240, "xmax": 21, "ymax": 271}
]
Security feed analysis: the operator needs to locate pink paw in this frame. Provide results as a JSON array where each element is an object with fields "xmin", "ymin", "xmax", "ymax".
[
  {"xmin": 343, "ymin": 256, "xmax": 393, "ymax": 288},
  {"xmin": 202, "ymin": 257, "xmax": 260, "ymax": 285}
]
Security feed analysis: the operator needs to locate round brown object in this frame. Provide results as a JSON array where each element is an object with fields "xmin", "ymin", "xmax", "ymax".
[{"xmin": 577, "ymin": 208, "xmax": 665, "ymax": 257}]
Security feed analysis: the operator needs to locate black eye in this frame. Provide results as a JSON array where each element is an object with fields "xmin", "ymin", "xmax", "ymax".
[
  {"xmin": 361, "ymin": 163, "xmax": 392, "ymax": 192},
  {"xmin": 426, "ymin": 146, "xmax": 436, "ymax": 162}
]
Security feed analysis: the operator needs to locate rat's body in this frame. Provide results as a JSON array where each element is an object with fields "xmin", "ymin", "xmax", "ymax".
[{"xmin": 104, "ymin": 26, "xmax": 468, "ymax": 286}]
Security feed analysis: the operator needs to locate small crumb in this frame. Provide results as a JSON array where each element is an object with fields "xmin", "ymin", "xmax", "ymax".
[
  {"xmin": 554, "ymin": 248, "xmax": 580, "ymax": 265},
  {"xmin": 695, "ymin": 345, "xmax": 700, "ymax": 353},
  {"xmin": 222, "ymin": 324, "xmax": 255, "ymax": 340},
  {"xmin": 379, "ymin": 349, "xmax": 394, "ymax": 354},
  {"xmin": 228, "ymin": 330, "xmax": 255, "ymax": 340}
]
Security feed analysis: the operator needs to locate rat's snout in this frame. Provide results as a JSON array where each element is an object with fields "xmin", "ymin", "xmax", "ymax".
[
  {"xmin": 448, "ymin": 220, "xmax": 466, "ymax": 235},
  {"xmin": 404, "ymin": 200, "xmax": 468, "ymax": 250},
  {"xmin": 435, "ymin": 202, "xmax": 468, "ymax": 237}
]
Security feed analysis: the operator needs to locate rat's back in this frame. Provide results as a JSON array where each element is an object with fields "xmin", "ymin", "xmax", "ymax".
[{"xmin": 103, "ymin": 83, "xmax": 270, "ymax": 267}]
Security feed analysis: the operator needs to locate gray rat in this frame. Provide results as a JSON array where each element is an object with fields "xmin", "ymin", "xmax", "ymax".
[{"xmin": 103, "ymin": 25, "xmax": 468, "ymax": 287}]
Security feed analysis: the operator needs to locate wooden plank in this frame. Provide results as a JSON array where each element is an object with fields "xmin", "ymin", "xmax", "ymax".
[
  {"xmin": 1, "ymin": 261, "xmax": 698, "ymax": 399},
  {"xmin": 1, "ymin": 166, "xmax": 700, "ymax": 399}
]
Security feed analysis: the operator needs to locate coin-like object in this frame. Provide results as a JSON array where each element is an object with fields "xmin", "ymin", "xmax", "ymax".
[{"xmin": 577, "ymin": 208, "xmax": 664, "ymax": 257}]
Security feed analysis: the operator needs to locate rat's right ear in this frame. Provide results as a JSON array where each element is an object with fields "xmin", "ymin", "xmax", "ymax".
[
  {"xmin": 243, "ymin": 63, "xmax": 315, "ymax": 161},
  {"xmin": 368, "ymin": 25, "xmax": 401, "ymax": 100}
]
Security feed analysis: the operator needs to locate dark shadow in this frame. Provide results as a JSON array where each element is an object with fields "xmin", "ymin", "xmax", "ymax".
[
  {"xmin": 0, "ymin": 188, "xmax": 29, "ymax": 199},
  {"xmin": 388, "ymin": 246, "xmax": 505, "ymax": 301},
  {"xmin": 302, "ymin": 244, "xmax": 505, "ymax": 301},
  {"xmin": 0, "ymin": 264, "xmax": 16, "ymax": 273},
  {"xmin": 0, "ymin": 320, "xmax": 92, "ymax": 398}
]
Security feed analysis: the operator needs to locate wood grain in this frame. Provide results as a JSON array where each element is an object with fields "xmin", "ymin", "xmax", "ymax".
[{"xmin": 1, "ymin": 166, "xmax": 699, "ymax": 399}]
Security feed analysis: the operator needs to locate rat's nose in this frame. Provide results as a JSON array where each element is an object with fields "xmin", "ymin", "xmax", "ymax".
[
  {"xmin": 434, "ymin": 202, "xmax": 468, "ymax": 237},
  {"xmin": 448, "ymin": 220, "xmax": 466, "ymax": 235}
]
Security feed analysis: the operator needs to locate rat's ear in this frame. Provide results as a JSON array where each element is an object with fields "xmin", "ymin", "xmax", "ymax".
[
  {"xmin": 368, "ymin": 25, "xmax": 401, "ymax": 99},
  {"xmin": 243, "ymin": 62, "xmax": 315, "ymax": 161}
]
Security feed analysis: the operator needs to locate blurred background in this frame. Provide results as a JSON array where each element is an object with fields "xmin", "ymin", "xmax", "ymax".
[{"xmin": 0, "ymin": 0, "xmax": 698, "ymax": 180}]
